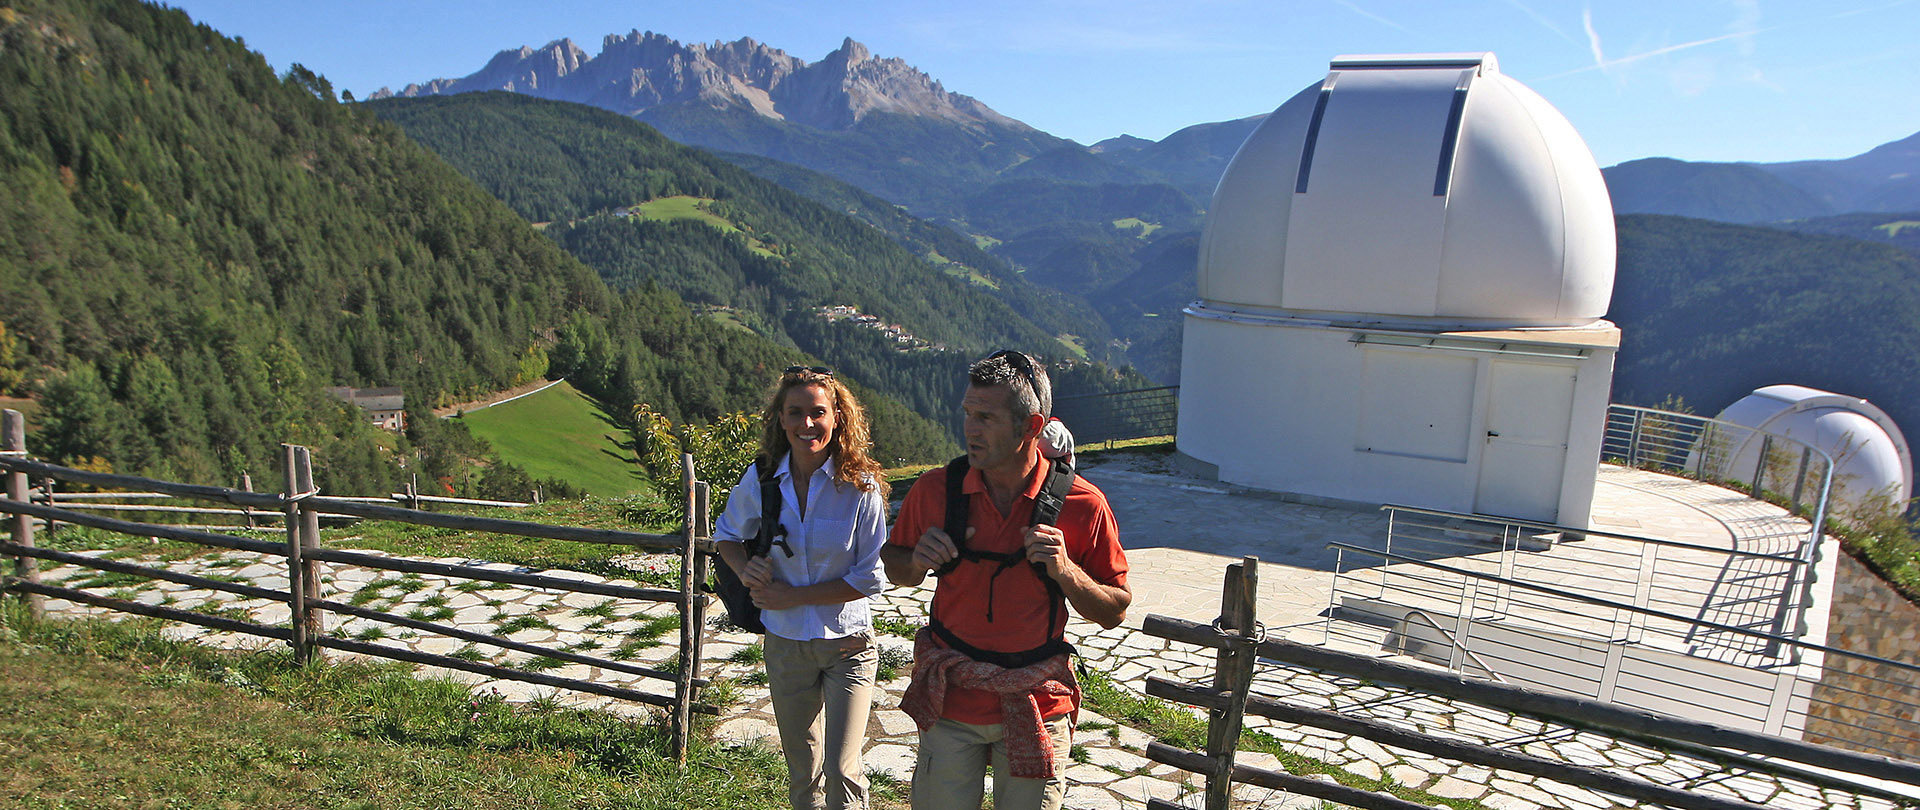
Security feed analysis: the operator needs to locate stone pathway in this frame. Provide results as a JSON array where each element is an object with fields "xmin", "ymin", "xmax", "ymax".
[{"xmin": 22, "ymin": 460, "xmax": 1912, "ymax": 810}]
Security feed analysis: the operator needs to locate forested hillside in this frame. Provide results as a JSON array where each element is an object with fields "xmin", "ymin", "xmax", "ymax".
[
  {"xmin": 1611, "ymin": 215, "xmax": 1920, "ymax": 431},
  {"xmin": 1767, "ymin": 213, "xmax": 1920, "ymax": 259},
  {"xmin": 0, "ymin": 0, "xmax": 955, "ymax": 492},
  {"xmin": 365, "ymin": 92, "xmax": 1152, "ymax": 418}
]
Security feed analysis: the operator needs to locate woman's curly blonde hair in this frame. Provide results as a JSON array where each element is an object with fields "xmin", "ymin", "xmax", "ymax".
[{"xmin": 758, "ymin": 369, "xmax": 888, "ymax": 496}]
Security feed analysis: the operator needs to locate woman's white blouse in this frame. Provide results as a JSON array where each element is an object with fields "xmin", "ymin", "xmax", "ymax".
[{"xmin": 712, "ymin": 456, "xmax": 888, "ymax": 641}]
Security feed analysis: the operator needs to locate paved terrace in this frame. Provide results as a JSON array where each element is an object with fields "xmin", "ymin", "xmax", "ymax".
[{"xmin": 27, "ymin": 461, "xmax": 1897, "ymax": 810}]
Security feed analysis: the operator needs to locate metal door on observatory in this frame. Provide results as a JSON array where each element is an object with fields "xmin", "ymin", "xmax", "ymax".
[{"xmin": 1474, "ymin": 360, "xmax": 1577, "ymax": 522}]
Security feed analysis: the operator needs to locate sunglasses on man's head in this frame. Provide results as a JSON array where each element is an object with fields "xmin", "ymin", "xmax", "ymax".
[
  {"xmin": 986, "ymin": 350, "xmax": 1038, "ymax": 389},
  {"xmin": 784, "ymin": 365, "xmax": 834, "ymax": 377}
]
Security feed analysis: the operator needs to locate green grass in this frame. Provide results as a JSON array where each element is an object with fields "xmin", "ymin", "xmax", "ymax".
[
  {"xmin": 628, "ymin": 196, "xmax": 737, "ymax": 232},
  {"xmin": 456, "ymin": 381, "xmax": 645, "ymax": 498},
  {"xmin": 726, "ymin": 642, "xmax": 764, "ymax": 665},
  {"xmin": 926, "ymin": 250, "xmax": 1001, "ymax": 289},
  {"xmin": 0, "ymin": 604, "xmax": 823, "ymax": 809},
  {"xmin": 1111, "ymin": 217, "xmax": 1162, "ymax": 238},
  {"xmin": 1875, "ymin": 220, "xmax": 1920, "ymax": 238},
  {"xmin": 627, "ymin": 196, "xmax": 778, "ymax": 258}
]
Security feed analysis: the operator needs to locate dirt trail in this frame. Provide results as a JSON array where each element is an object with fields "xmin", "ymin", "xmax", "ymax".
[{"xmin": 432, "ymin": 379, "xmax": 565, "ymax": 417}]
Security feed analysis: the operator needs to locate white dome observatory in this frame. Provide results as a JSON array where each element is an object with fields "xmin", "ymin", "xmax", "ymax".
[
  {"xmin": 1711, "ymin": 385, "xmax": 1912, "ymax": 519},
  {"xmin": 1178, "ymin": 53, "xmax": 1620, "ymax": 526}
]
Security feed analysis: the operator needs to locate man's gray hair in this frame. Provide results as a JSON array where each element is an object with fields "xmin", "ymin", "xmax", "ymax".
[{"xmin": 969, "ymin": 351, "xmax": 1051, "ymax": 422}]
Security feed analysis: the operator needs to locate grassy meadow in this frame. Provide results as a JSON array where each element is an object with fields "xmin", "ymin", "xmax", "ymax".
[{"xmin": 455, "ymin": 382, "xmax": 643, "ymax": 498}]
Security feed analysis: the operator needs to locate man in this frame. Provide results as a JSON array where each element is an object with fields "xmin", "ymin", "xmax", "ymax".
[{"xmin": 883, "ymin": 350, "xmax": 1131, "ymax": 810}]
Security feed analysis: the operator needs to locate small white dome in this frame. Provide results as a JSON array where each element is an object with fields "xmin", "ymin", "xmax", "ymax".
[
  {"xmin": 1713, "ymin": 385, "xmax": 1912, "ymax": 517},
  {"xmin": 1197, "ymin": 53, "xmax": 1614, "ymax": 327}
]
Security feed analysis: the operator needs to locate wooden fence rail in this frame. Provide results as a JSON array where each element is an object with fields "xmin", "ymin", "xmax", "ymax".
[
  {"xmin": 1139, "ymin": 558, "xmax": 1920, "ymax": 810},
  {"xmin": 0, "ymin": 408, "xmax": 717, "ymax": 759}
]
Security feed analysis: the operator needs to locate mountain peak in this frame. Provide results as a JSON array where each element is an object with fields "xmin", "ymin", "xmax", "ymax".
[
  {"xmin": 836, "ymin": 37, "xmax": 870, "ymax": 64},
  {"xmin": 375, "ymin": 30, "xmax": 1029, "ymax": 133}
]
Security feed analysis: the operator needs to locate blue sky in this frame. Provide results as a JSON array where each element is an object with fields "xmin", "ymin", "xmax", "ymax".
[{"xmin": 163, "ymin": 0, "xmax": 1918, "ymax": 167}]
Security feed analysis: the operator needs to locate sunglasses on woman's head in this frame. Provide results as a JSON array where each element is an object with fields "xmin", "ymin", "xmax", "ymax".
[{"xmin": 784, "ymin": 365, "xmax": 834, "ymax": 377}]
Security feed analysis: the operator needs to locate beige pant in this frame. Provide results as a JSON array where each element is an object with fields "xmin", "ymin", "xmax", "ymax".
[
  {"xmin": 763, "ymin": 632, "xmax": 879, "ymax": 810},
  {"xmin": 910, "ymin": 715, "xmax": 1073, "ymax": 810}
]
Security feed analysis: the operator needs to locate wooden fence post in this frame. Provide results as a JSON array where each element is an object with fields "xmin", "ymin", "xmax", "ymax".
[
  {"xmin": 37, "ymin": 476, "xmax": 55, "ymax": 536},
  {"xmin": 283, "ymin": 445, "xmax": 325, "ymax": 664},
  {"xmin": 2, "ymin": 409, "xmax": 42, "ymax": 619},
  {"xmin": 294, "ymin": 446, "xmax": 325, "ymax": 656},
  {"xmin": 407, "ymin": 474, "xmax": 420, "ymax": 511},
  {"xmin": 239, "ymin": 473, "xmax": 255, "ymax": 530},
  {"xmin": 689, "ymin": 480, "xmax": 712, "ymax": 691},
  {"xmin": 672, "ymin": 452, "xmax": 698, "ymax": 763},
  {"xmin": 1203, "ymin": 556, "xmax": 1260, "ymax": 810}
]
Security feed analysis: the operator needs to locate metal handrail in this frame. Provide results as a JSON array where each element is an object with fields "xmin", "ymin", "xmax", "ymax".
[
  {"xmin": 1605, "ymin": 403, "xmax": 1837, "ymax": 649},
  {"xmin": 1395, "ymin": 607, "xmax": 1508, "ymax": 683},
  {"xmin": 1327, "ymin": 540, "xmax": 1920, "ymax": 677},
  {"xmin": 1379, "ymin": 502, "xmax": 1807, "ymax": 564}
]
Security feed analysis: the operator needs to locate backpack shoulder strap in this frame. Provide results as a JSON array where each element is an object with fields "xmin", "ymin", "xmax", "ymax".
[
  {"xmin": 942, "ymin": 455, "xmax": 970, "ymax": 545},
  {"xmin": 755, "ymin": 458, "xmax": 790, "ymax": 558},
  {"xmin": 1031, "ymin": 457, "xmax": 1075, "ymax": 528}
]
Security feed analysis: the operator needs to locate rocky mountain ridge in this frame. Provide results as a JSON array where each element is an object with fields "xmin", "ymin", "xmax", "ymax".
[{"xmin": 373, "ymin": 33, "xmax": 1029, "ymax": 133}]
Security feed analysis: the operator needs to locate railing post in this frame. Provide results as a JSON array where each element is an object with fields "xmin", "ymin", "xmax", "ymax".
[
  {"xmin": 1630, "ymin": 544, "xmax": 1657, "ymax": 644},
  {"xmin": 1203, "ymin": 557, "xmax": 1260, "ymax": 810},
  {"xmin": 672, "ymin": 452, "xmax": 698, "ymax": 763},
  {"xmin": 1751, "ymin": 435, "xmax": 1773, "ymax": 500},
  {"xmin": 1790, "ymin": 449, "xmax": 1811, "ymax": 514},
  {"xmin": 282, "ymin": 445, "xmax": 324, "ymax": 664},
  {"xmin": 3, "ymin": 409, "xmax": 42, "ymax": 619},
  {"xmin": 1627, "ymin": 408, "xmax": 1643, "ymax": 467},
  {"xmin": 1448, "ymin": 577, "xmax": 1479, "ymax": 675}
]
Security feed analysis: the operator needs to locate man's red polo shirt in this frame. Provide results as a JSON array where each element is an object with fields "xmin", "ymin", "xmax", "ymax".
[{"xmin": 888, "ymin": 459, "xmax": 1128, "ymax": 724}]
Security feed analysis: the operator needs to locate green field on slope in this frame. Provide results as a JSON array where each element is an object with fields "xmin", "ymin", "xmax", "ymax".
[{"xmin": 456, "ymin": 382, "xmax": 643, "ymax": 498}]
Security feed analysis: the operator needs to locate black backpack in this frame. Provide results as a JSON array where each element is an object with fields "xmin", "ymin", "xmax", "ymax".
[
  {"xmin": 710, "ymin": 461, "xmax": 792, "ymax": 635},
  {"xmin": 927, "ymin": 454, "xmax": 1078, "ymax": 668}
]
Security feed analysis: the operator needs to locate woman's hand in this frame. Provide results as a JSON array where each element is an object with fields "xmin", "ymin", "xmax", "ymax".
[
  {"xmin": 742, "ymin": 555, "xmax": 775, "ymax": 589},
  {"xmin": 749, "ymin": 580, "xmax": 804, "ymax": 611}
]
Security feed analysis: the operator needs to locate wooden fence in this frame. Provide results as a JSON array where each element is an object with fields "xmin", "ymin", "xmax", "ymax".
[
  {"xmin": 1140, "ymin": 557, "xmax": 1920, "ymax": 810},
  {"xmin": 0, "ymin": 409, "xmax": 718, "ymax": 760}
]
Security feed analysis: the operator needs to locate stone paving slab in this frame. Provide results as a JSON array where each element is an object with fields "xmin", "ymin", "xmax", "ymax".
[{"xmin": 23, "ymin": 461, "xmax": 1910, "ymax": 810}]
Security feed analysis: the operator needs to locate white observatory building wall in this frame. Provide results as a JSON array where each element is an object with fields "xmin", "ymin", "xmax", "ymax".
[
  {"xmin": 1179, "ymin": 318, "xmax": 1616, "ymax": 525},
  {"xmin": 1177, "ymin": 52, "xmax": 1618, "ymax": 528}
]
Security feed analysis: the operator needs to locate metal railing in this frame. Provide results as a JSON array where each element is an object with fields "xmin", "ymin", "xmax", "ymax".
[
  {"xmin": 1325, "ymin": 540, "xmax": 1920, "ymax": 760},
  {"xmin": 1367, "ymin": 504, "xmax": 1812, "ymax": 662},
  {"xmin": 1604, "ymin": 404, "xmax": 1834, "ymax": 549},
  {"xmin": 1053, "ymin": 385, "xmax": 1178, "ymax": 445},
  {"xmin": 1146, "ymin": 560, "xmax": 1920, "ymax": 810}
]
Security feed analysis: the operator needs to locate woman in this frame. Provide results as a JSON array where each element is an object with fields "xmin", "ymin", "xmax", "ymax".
[{"xmin": 713, "ymin": 366, "xmax": 888, "ymax": 810}]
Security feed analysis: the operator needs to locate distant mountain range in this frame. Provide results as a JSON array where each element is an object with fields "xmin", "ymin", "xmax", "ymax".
[
  {"xmin": 1603, "ymin": 132, "xmax": 1920, "ymax": 223},
  {"xmin": 375, "ymin": 33, "xmax": 1211, "ymax": 379},
  {"xmin": 375, "ymin": 28, "xmax": 1920, "ymax": 422}
]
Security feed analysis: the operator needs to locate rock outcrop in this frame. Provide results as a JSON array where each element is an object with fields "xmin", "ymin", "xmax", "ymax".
[{"xmin": 373, "ymin": 32, "xmax": 1029, "ymax": 133}]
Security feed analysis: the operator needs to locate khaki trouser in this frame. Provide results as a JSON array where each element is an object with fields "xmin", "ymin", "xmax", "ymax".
[
  {"xmin": 910, "ymin": 715, "xmax": 1073, "ymax": 810},
  {"xmin": 763, "ymin": 632, "xmax": 879, "ymax": 810}
]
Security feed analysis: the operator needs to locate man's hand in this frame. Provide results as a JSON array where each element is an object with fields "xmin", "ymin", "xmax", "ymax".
[
  {"xmin": 741, "ymin": 555, "xmax": 774, "ymax": 589},
  {"xmin": 911, "ymin": 526, "xmax": 969, "ymax": 573},
  {"xmin": 1024, "ymin": 524, "xmax": 1073, "ymax": 579}
]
